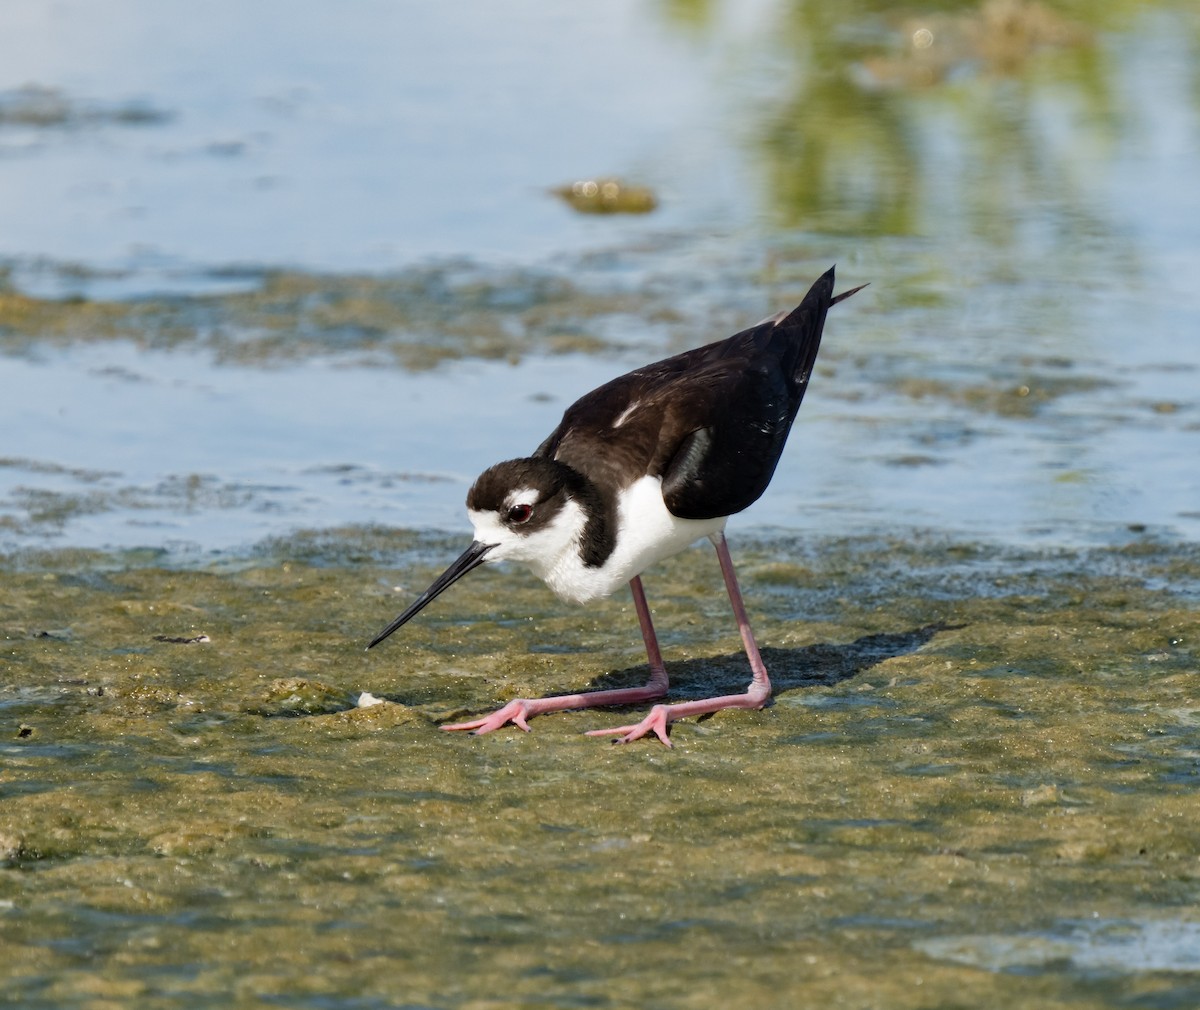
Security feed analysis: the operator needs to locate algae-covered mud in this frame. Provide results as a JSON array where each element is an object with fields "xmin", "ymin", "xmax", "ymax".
[{"xmin": 2, "ymin": 532, "xmax": 1199, "ymax": 1008}]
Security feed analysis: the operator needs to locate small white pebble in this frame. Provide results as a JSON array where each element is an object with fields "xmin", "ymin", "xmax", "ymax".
[{"xmin": 356, "ymin": 691, "xmax": 385, "ymax": 708}]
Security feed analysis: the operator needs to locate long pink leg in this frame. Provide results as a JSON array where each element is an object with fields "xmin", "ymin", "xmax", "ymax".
[
  {"xmin": 442, "ymin": 575, "xmax": 670, "ymax": 734},
  {"xmin": 586, "ymin": 532, "xmax": 771, "ymax": 747}
]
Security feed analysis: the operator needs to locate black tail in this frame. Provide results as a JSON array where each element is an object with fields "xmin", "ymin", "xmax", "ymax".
[
  {"xmin": 770, "ymin": 266, "xmax": 865, "ymax": 402},
  {"xmin": 770, "ymin": 266, "xmax": 835, "ymax": 392},
  {"xmin": 661, "ymin": 266, "xmax": 865, "ymax": 520}
]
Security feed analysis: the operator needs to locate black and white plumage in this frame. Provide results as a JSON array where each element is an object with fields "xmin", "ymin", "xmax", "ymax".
[{"xmin": 369, "ymin": 266, "xmax": 863, "ymax": 745}]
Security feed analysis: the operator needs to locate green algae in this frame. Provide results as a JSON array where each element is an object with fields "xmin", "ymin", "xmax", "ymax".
[
  {"xmin": 0, "ymin": 84, "xmax": 173, "ymax": 129},
  {"xmin": 891, "ymin": 372, "xmax": 1113, "ymax": 419},
  {"xmin": 0, "ymin": 476, "xmax": 266, "ymax": 538},
  {"xmin": 2, "ymin": 530, "xmax": 1198, "ymax": 1008},
  {"xmin": 0, "ymin": 262, "xmax": 662, "ymax": 371}
]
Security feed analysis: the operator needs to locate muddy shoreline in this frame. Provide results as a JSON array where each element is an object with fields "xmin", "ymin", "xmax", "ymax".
[{"xmin": 3, "ymin": 529, "xmax": 1198, "ymax": 1007}]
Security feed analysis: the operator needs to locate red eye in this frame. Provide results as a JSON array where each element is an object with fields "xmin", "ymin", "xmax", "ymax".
[{"xmin": 507, "ymin": 504, "xmax": 533, "ymax": 524}]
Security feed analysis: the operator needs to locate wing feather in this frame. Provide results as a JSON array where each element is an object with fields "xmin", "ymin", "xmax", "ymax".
[{"xmin": 534, "ymin": 266, "xmax": 843, "ymax": 521}]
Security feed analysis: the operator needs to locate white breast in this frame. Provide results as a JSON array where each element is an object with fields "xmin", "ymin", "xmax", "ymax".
[{"xmin": 537, "ymin": 475, "xmax": 727, "ymax": 604}]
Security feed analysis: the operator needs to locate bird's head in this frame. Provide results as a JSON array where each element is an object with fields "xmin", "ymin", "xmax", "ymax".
[
  {"xmin": 366, "ymin": 458, "xmax": 588, "ymax": 649},
  {"xmin": 465, "ymin": 457, "xmax": 588, "ymax": 567}
]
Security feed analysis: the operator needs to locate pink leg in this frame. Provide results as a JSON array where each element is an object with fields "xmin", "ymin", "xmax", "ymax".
[
  {"xmin": 441, "ymin": 575, "xmax": 670, "ymax": 734},
  {"xmin": 586, "ymin": 532, "xmax": 771, "ymax": 747}
]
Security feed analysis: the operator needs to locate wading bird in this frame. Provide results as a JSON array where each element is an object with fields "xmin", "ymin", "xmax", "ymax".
[{"xmin": 369, "ymin": 267, "xmax": 863, "ymax": 745}]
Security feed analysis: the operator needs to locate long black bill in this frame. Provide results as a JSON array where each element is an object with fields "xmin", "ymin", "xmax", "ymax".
[{"xmin": 366, "ymin": 540, "xmax": 496, "ymax": 650}]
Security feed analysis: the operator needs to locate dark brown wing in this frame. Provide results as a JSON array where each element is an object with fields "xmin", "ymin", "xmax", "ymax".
[
  {"xmin": 535, "ymin": 266, "xmax": 839, "ymax": 520},
  {"xmin": 658, "ymin": 358, "xmax": 793, "ymax": 518},
  {"xmin": 532, "ymin": 340, "xmax": 741, "ymax": 490},
  {"xmin": 663, "ymin": 266, "xmax": 837, "ymax": 517}
]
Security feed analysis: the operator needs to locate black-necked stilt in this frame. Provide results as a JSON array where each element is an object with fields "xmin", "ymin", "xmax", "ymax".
[{"xmin": 369, "ymin": 266, "xmax": 864, "ymax": 746}]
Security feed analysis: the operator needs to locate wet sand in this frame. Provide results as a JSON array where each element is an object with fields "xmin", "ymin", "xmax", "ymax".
[{"xmin": 3, "ymin": 530, "xmax": 1198, "ymax": 1007}]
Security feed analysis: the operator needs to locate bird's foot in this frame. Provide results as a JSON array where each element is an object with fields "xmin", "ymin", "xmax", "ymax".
[
  {"xmin": 441, "ymin": 699, "xmax": 536, "ymax": 735},
  {"xmin": 584, "ymin": 685, "xmax": 770, "ymax": 748},
  {"xmin": 584, "ymin": 704, "xmax": 674, "ymax": 748},
  {"xmin": 441, "ymin": 681, "xmax": 671, "ymax": 737}
]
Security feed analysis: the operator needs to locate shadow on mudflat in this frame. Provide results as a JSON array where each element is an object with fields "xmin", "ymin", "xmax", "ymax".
[{"xmin": 582, "ymin": 623, "xmax": 953, "ymax": 704}]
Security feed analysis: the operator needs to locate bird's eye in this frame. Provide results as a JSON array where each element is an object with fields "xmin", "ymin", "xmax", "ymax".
[{"xmin": 507, "ymin": 504, "xmax": 533, "ymax": 524}]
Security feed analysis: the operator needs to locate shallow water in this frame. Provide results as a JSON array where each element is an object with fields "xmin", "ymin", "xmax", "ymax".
[
  {"xmin": 2, "ymin": 0, "xmax": 1200, "ymax": 550},
  {"xmin": 2, "ymin": 253, "xmax": 1198, "ymax": 550},
  {"xmin": 2, "ymin": 1, "xmax": 1200, "ymax": 1007}
]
